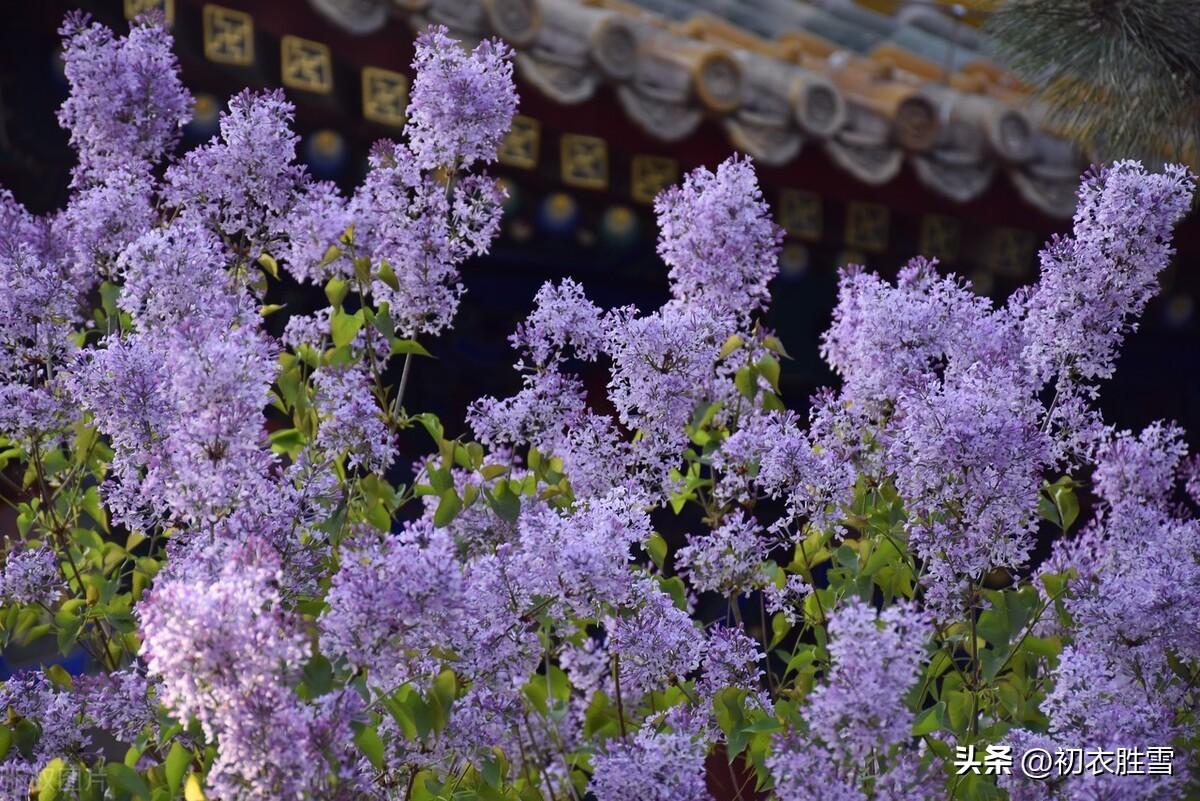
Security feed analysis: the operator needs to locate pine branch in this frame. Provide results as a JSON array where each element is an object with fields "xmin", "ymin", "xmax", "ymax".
[{"xmin": 986, "ymin": 0, "xmax": 1200, "ymax": 165}]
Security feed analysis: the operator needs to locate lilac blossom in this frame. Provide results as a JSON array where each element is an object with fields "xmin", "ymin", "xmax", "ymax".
[
  {"xmin": 1020, "ymin": 162, "xmax": 1195, "ymax": 386},
  {"xmin": 0, "ymin": 546, "xmax": 65, "ymax": 607},
  {"xmin": 887, "ymin": 361, "xmax": 1049, "ymax": 619},
  {"xmin": 675, "ymin": 512, "xmax": 769, "ymax": 596},
  {"xmin": 164, "ymin": 89, "xmax": 305, "ymax": 254},
  {"xmin": 655, "ymin": 155, "xmax": 782, "ymax": 321},
  {"xmin": 510, "ymin": 278, "xmax": 606, "ymax": 368},
  {"xmin": 589, "ymin": 718, "xmax": 713, "ymax": 801},
  {"xmin": 769, "ymin": 599, "xmax": 939, "ymax": 801},
  {"xmin": 349, "ymin": 142, "xmax": 504, "ymax": 337},
  {"xmin": 278, "ymin": 180, "xmax": 353, "ymax": 284},
  {"xmin": 405, "ymin": 25, "xmax": 518, "ymax": 170},
  {"xmin": 68, "ymin": 321, "xmax": 277, "ymax": 528},
  {"xmin": 515, "ymin": 494, "xmax": 648, "ymax": 618},
  {"xmin": 77, "ymin": 667, "xmax": 157, "ymax": 742},
  {"xmin": 57, "ymin": 13, "xmax": 191, "ymax": 182},
  {"xmin": 698, "ymin": 625, "xmax": 765, "ymax": 704},
  {"xmin": 804, "ymin": 598, "xmax": 930, "ymax": 760},
  {"xmin": 320, "ymin": 522, "xmax": 466, "ymax": 692},
  {"xmin": 608, "ymin": 581, "xmax": 703, "ymax": 699},
  {"xmin": 313, "ymin": 366, "xmax": 397, "ymax": 473},
  {"xmin": 0, "ymin": 673, "xmax": 90, "ymax": 774}
]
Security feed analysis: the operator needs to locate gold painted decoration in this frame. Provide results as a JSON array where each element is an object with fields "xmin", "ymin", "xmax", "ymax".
[
  {"xmin": 124, "ymin": 0, "xmax": 174, "ymax": 25},
  {"xmin": 986, "ymin": 227, "xmax": 1037, "ymax": 278},
  {"xmin": 844, "ymin": 201, "xmax": 890, "ymax": 254},
  {"xmin": 281, "ymin": 35, "xmax": 333, "ymax": 94},
  {"xmin": 202, "ymin": 5, "xmax": 254, "ymax": 66},
  {"xmin": 778, "ymin": 189, "xmax": 823, "ymax": 242},
  {"xmin": 920, "ymin": 214, "xmax": 961, "ymax": 263},
  {"xmin": 362, "ymin": 67, "xmax": 408, "ymax": 127},
  {"xmin": 560, "ymin": 134, "xmax": 608, "ymax": 190},
  {"xmin": 630, "ymin": 155, "xmax": 678, "ymax": 204},
  {"xmin": 498, "ymin": 115, "xmax": 541, "ymax": 169}
]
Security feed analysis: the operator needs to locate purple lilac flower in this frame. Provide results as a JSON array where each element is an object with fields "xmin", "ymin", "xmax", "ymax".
[
  {"xmin": 138, "ymin": 541, "xmax": 309, "ymax": 737},
  {"xmin": 77, "ymin": 666, "xmax": 156, "ymax": 743},
  {"xmin": 1020, "ymin": 162, "xmax": 1195, "ymax": 387},
  {"xmin": 804, "ymin": 599, "xmax": 930, "ymax": 761},
  {"xmin": 278, "ymin": 180, "xmax": 353, "ymax": 285},
  {"xmin": 604, "ymin": 304, "xmax": 722, "ymax": 467},
  {"xmin": 514, "ymin": 493, "xmax": 649, "ymax": 618},
  {"xmin": 0, "ymin": 194, "xmax": 80, "ymax": 442},
  {"xmin": 116, "ymin": 217, "xmax": 242, "ymax": 330},
  {"xmin": 0, "ymin": 546, "xmax": 65, "ymax": 607},
  {"xmin": 69, "ymin": 321, "xmax": 277, "ymax": 528},
  {"xmin": 58, "ymin": 163, "xmax": 156, "ymax": 284},
  {"xmin": 655, "ymin": 155, "xmax": 782, "ymax": 322},
  {"xmin": 714, "ymin": 409, "xmax": 855, "ymax": 532},
  {"xmin": 675, "ymin": 512, "xmax": 769, "ymax": 596},
  {"xmin": 0, "ymin": 672, "xmax": 90, "ymax": 772},
  {"xmin": 1091, "ymin": 421, "xmax": 1188, "ymax": 509},
  {"xmin": 608, "ymin": 580, "xmax": 703, "ymax": 699},
  {"xmin": 313, "ymin": 366, "xmax": 397, "ymax": 473},
  {"xmin": 405, "ymin": 25, "xmax": 517, "ymax": 170},
  {"xmin": 769, "ymin": 599, "xmax": 938, "ymax": 801},
  {"xmin": 510, "ymin": 278, "xmax": 606, "ymax": 368},
  {"xmin": 589, "ymin": 720, "xmax": 713, "ymax": 801},
  {"xmin": 57, "ymin": 13, "xmax": 191, "ymax": 183},
  {"xmin": 320, "ymin": 522, "xmax": 466, "ymax": 693},
  {"xmin": 887, "ymin": 361, "xmax": 1049, "ymax": 620},
  {"xmin": 350, "ymin": 142, "xmax": 504, "ymax": 337},
  {"xmin": 698, "ymin": 625, "xmax": 765, "ymax": 704},
  {"xmin": 820, "ymin": 257, "xmax": 1006, "ymax": 412},
  {"xmin": 763, "ymin": 575, "xmax": 811, "ymax": 626},
  {"xmin": 163, "ymin": 89, "xmax": 306, "ymax": 254}
]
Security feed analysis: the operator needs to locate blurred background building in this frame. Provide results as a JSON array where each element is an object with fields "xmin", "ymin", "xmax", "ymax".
[{"xmin": 3, "ymin": 0, "xmax": 1199, "ymax": 467}]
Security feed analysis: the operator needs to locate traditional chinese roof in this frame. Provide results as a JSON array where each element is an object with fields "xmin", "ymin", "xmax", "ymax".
[{"xmin": 305, "ymin": 0, "xmax": 1086, "ymax": 217}]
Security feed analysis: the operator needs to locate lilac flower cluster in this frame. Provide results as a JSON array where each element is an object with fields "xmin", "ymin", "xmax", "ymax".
[
  {"xmin": 0, "ymin": 546, "xmax": 64, "ymax": 607},
  {"xmin": 769, "ymin": 599, "xmax": 939, "ymax": 801},
  {"xmin": 654, "ymin": 155, "xmax": 783, "ymax": 322},
  {"xmin": 405, "ymin": 26, "xmax": 517, "ymax": 170},
  {"xmin": 57, "ymin": 12, "xmax": 191, "ymax": 183}
]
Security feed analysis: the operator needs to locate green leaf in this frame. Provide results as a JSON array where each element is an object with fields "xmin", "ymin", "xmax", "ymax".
[
  {"xmin": 301, "ymin": 654, "xmax": 334, "ymax": 697},
  {"xmin": 645, "ymin": 532, "xmax": 668, "ymax": 570},
  {"xmin": 105, "ymin": 762, "xmax": 150, "ymax": 800},
  {"xmin": 45, "ymin": 664, "xmax": 73, "ymax": 691},
  {"xmin": 389, "ymin": 338, "xmax": 433, "ymax": 358},
  {"xmin": 658, "ymin": 576, "xmax": 689, "ymax": 611},
  {"xmin": 757, "ymin": 355, "xmax": 781, "ymax": 392},
  {"xmin": 38, "ymin": 758, "xmax": 66, "ymax": 801},
  {"xmin": 331, "ymin": 308, "xmax": 365, "ymax": 348},
  {"xmin": 268, "ymin": 428, "xmax": 306, "ymax": 458},
  {"xmin": 354, "ymin": 724, "xmax": 386, "ymax": 771},
  {"xmin": 912, "ymin": 704, "xmax": 942, "ymax": 735},
  {"xmin": 487, "ymin": 483, "xmax": 520, "ymax": 522},
  {"xmin": 377, "ymin": 259, "xmax": 400, "ymax": 290},
  {"xmin": 769, "ymin": 612, "xmax": 791, "ymax": 650},
  {"xmin": 324, "ymin": 278, "xmax": 349, "ymax": 308},
  {"xmin": 412, "ymin": 413, "xmax": 444, "ymax": 443},
  {"xmin": 165, "ymin": 742, "xmax": 191, "ymax": 796},
  {"xmin": 719, "ymin": 334, "xmax": 744, "ymax": 359},
  {"xmin": 256, "ymin": 253, "xmax": 279, "ymax": 279},
  {"xmin": 184, "ymin": 773, "xmax": 206, "ymax": 801},
  {"xmin": 734, "ymin": 365, "xmax": 757, "ymax": 399},
  {"xmin": 433, "ymin": 489, "xmax": 462, "ymax": 527}
]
